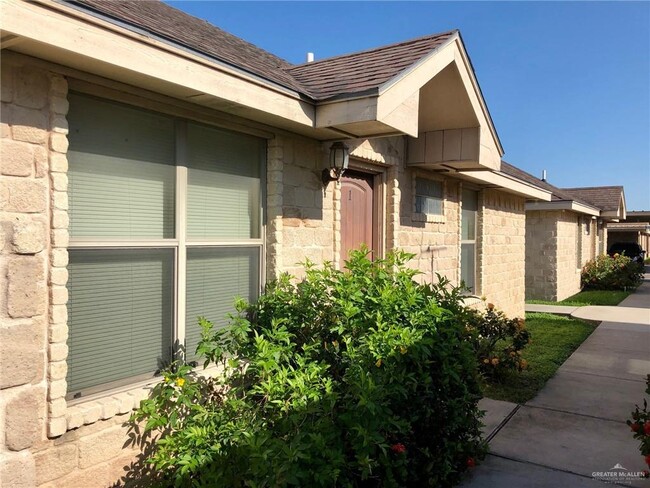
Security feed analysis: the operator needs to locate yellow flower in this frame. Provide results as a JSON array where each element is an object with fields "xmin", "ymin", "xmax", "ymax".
[
  {"xmin": 376, "ymin": 358, "xmax": 383, "ymax": 368},
  {"xmin": 483, "ymin": 358, "xmax": 490, "ymax": 364},
  {"xmin": 175, "ymin": 377, "xmax": 185, "ymax": 388},
  {"xmin": 164, "ymin": 376, "xmax": 171, "ymax": 383},
  {"xmin": 400, "ymin": 346, "xmax": 407, "ymax": 355},
  {"xmin": 491, "ymin": 358, "xmax": 499, "ymax": 366},
  {"xmin": 520, "ymin": 359, "xmax": 528, "ymax": 369}
]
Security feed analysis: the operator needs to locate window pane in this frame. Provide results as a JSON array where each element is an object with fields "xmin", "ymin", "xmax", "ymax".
[
  {"xmin": 67, "ymin": 93, "xmax": 176, "ymax": 239},
  {"xmin": 187, "ymin": 123, "xmax": 264, "ymax": 239},
  {"xmin": 462, "ymin": 189, "xmax": 478, "ymax": 240},
  {"xmin": 67, "ymin": 249, "xmax": 174, "ymax": 396},
  {"xmin": 185, "ymin": 247, "xmax": 260, "ymax": 359},
  {"xmin": 461, "ymin": 243, "xmax": 476, "ymax": 292},
  {"xmin": 415, "ymin": 178, "xmax": 443, "ymax": 216}
]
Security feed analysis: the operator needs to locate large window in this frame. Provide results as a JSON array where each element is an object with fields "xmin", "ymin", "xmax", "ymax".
[
  {"xmin": 461, "ymin": 189, "xmax": 478, "ymax": 293},
  {"xmin": 66, "ymin": 93, "xmax": 265, "ymax": 399}
]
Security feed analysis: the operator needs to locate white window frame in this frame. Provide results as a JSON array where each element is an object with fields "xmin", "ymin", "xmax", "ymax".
[
  {"xmin": 412, "ymin": 173, "xmax": 445, "ymax": 223},
  {"xmin": 67, "ymin": 98, "xmax": 266, "ymax": 401}
]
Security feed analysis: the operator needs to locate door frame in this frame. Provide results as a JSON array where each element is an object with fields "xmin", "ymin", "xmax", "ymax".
[{"xmin": 340, "ymin": 159, "xmax": 386, "ymax": 266}]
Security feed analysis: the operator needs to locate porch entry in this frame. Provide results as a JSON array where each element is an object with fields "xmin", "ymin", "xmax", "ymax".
[
  {"xmin": 461, "ymin": 189, "xmax": 478, "ymax": 293},
  {"xmin": 340, "ymin": 171, "xmax": 375, "ymax": 266}
]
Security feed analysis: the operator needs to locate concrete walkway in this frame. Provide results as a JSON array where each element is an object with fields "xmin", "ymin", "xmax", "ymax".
[{"xmin": 464, "ymin": 270, "xmax": 650, "ymax": 487}]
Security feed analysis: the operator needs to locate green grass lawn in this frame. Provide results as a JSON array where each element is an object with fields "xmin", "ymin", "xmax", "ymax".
[
  {"xmin": 480, "ymin": 313, "xmax": 597, "ymax": 404},
  {"xmin": 527, "ymin": 289, "xmax": 630, "ymax": 307}
]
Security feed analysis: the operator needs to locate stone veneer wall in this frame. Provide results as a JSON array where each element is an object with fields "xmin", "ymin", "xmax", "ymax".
[
  {"xmin": 525, "ymin": 210, "xmax": 559, "ymax": 301},
  {"xmin": 0, "ymin": 55, "xmax": 531, "ymax": 488},
  {"xmin": 479, "ymin": 190, "xmax": 526, "ymax": 318},
  {"xmin": 1, "ymin": 57, "xmax": 171, "ymax": 488},
  {"xmin": 397, "ymin": 167, "xmax": 461, "ymax": 284}
]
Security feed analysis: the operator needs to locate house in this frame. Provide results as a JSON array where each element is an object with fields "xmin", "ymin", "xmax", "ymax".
[
  {"xmin": 607, "ymin": 210, "xmax": 650, "ymax": 256},
  {"xmin": 500, "ymin": 163, "xmax": 626, "ymax": 301},
  {"xmin": 0, "ymin": 1, "xmax": 552, "ymax": 485}
]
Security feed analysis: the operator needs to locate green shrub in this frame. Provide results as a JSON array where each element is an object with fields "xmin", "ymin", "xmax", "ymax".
[
  {"xmin": 132, "ymin": 249, "xmax": 485, "ymax": 487},
  {"xmin": 463, "ymin": 306, "xmax": 531, "ymax": 378},
  {"xmin": 581, "ymin": 254, "xmax": 642, "ymax": 290}
]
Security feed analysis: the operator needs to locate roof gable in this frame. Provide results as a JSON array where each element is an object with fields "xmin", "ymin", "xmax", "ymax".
[
  {"xmin": 560, "ymin": 186, "xmax": 625, "ymax": 213},
  {"xmin": 287, "ymin": 31, "xmax": 456, "ymax": 101}
]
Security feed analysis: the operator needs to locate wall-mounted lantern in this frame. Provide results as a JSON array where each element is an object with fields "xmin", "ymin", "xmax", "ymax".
[{"xmin": 322, "ymin": 141, "xmax": 349, "ymax": 185}]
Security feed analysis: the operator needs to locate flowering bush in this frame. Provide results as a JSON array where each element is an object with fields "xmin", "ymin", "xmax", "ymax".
[
  {"xmin": 463, "ymin": 306, "xmax": 531, "ymax": 378},
  {"xmin": 131, "ymin": 249, "xmax": 486, "ymax": 487},
  {"xmin": 581, "ymin": 254, "xmax": 642, "ymax": 290},
  {"xmin": 627, "ymin": 374, "xmax": 650, "ymax": 477}
]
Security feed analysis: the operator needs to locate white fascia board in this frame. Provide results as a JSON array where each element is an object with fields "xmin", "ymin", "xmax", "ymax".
[
  {"xmin": 525, "ymin": 200, "xmax": 601, "ymax": 216},
  {"xmin": 1, "ymin": 0, "xmax": 315, "ymax": 127},
  {"xmin": 458, "ymin": 170, "xmax": 552, "ymax": 200}
]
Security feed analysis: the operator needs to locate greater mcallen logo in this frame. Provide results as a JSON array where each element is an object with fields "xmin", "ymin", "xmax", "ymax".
[{"xmin": 592, "ymin": 463, "xmax": 649, "ymax": 483}]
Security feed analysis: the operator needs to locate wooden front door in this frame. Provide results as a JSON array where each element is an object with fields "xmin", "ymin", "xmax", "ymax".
[{"xmin": 340, "ymin": 172, "xmax": 374, "ymax": 266}]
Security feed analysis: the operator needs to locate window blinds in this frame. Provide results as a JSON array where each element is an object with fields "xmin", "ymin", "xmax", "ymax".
[
  {"xmin": 67, "ymin": 93, "xmax": 176, "ymax": 239},
  {"xmin": 66, "ymin": 249, "xmax": 174, "ymax": 395}
]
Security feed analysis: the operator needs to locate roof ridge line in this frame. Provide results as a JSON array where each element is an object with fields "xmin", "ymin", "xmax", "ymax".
[{"xmin": 287, "ymin": 29, "xmax": 459, "ymax": 69}]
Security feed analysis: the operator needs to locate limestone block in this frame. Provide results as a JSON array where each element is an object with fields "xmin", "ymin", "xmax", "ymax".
[
  {"xmin": 50, "ymin": 152, "xmax": 68, "ymax": 172},
  {"xmin": 49, "ymin": 360, "xmax": 68, "ymax": 381},
  {"xmin": 48, "ymin": 379, "xmax": 67, "ymax": 401},
  {"xmin": 0, "ymin": 451, "xmax": 36, "ymax": 488},
  {"xmin": 50, "ymin": 285, "xmax": 68, "ymax": 305},
  {"xmin": 50, "ymin": 267, "xmax": 68, "ymax": 286},
  {"xmin": 5, "ymin": 386, "xmax": 45, "ymax": 451},
  {"xmin": 9, "ymin": 105, "xmax": 48, "ymax": 144},
  {"xmin": 1, "ymin": 138, "xmax": 34, "ymax": 176},
  {"xmin": 14, "ymin": 66, "xmax": 49, "ymax": 109},
  {"xmin": 50, "ymin": 96, "xmax": 69, "ymax": 115},
  {"xmin": 0, "ymin": 321, "xmax": 43, "ymax": 389},
  {"xmin": 49, "ymin": 75, "xmax": 68, "ymax": 96},
  {"xmin": 51, "ymin": 248, "xmax": 69, "ymax": 267},
  {"xmin": 83, "ymin": 403, "xmax": 103, "ymax": 425},
  {"xmin": 49, "ymin": 133, "xmax": 68, "ymax": 153},
  {"xmin": 49, "ymin": 397, "xmax": 67, "ymax": 417},
  {"xmin": 78, "ymin": 424, "xmax": 130, "ymax": 468},
  {"xmin": 50, "ymin": 321, "xmax": 69, "ymax": 343},
  {"xmin": 12, "ymin": 217, "xmax": 45, "ymax": 254},
  {"xmin": 48, "ymin": 416, "xmax": 67, "ymax": 438},
  {"xmin": 66, "ymin": 406, "xmax": 84, "ymax": 430},
  {"xmin": 3, "ymin": 177, "xmax": 47, "ymax": 212},
  {"xmin": 100, "ymin": 398, "xmax": 120, "ymax": 420},
  {"xmin": 34, "ymin": 443, "xmax": 78, "ymax": 485},
  {"xmin": 112, "ymin": 393, "xmax": 135, "ymax": 415},
  {"xmin": 40, "ymin": 462, "xmax": 111, "ymax": 488},
  {"xmin": 51, "ymin": 115, "xmax": 68, "ymax": 134},
  {"xmin": 51, "ymin": 228, "xmax": 69, "ymax": 247},
  {"xmin": 51, "ymin": 172, "xmax": 67, "ymax": 191},
  {"xmin": 7, "ymin": 255, "xmax": 46, "ymax": 318},
  {"xmin": 34, "ymin": 145, "xmax": 48, "ymax": 177},
  {"xmin": 52, "ymin": 190, "xmax": 68, "ymax": 210}
]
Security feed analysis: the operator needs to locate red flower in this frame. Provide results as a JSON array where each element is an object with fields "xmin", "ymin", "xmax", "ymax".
[
  {"xmin": 467, "ymin": 457, "xmax": 476, "ymax": 468},
  {"xmin": 390, "ymin": 443, "xmax": 406, "ymax": 454},
  {"xmin": 643, "ymin": 470, "xmax": 650, "ymax": 479},
  {"xmin": 644, "ymin": 422, "xmax": 650, "ymax": 435},
  {"xmin": 631, "ymin": 422, "xmax": 641, "ymax": 432}
]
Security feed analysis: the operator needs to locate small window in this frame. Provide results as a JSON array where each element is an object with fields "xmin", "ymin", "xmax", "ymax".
[
  {"xmin": 584, "ymin": 219, "xmax": 591, "ymax": 235},
  {"xmin": 414, "ymin": 177, "xmax": 444, "ymax": 216}
]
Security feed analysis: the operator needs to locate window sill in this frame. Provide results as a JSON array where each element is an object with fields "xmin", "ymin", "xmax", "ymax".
[
  {"xmin": 412, "ymin": 213, "xmax": 445, "ymax": 224},
  {"xmin": 63, "ymin": 365, "xmax": 223, "ymax": 432}
]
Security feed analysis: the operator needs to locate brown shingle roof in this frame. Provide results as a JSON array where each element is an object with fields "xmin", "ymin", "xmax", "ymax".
[
  {"xmin": 561, "ymin": 187, "xmax": 624, "ymax": 212},
  {"xmin": 67, "ymin": 1, "xmax": 457, "ymax": 101},
  {"xmin": 287, "ymin": 31, "xmax": 457, "ymax": 100},
  {"xmin": 501, "ymin": 161, "xmax": 600, "ymax": 208},
  {"xmin": 68, "ymin": 0, "xmax": 309, "ymax": 94},
  {"xmin": 499, "ymin": 161, "xmax": 595, "ymax": 207}
]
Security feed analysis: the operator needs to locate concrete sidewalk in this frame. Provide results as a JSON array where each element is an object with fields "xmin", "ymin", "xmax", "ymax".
[{"xmin": 464, "ymin": 272, "xmax": 650, "ymax": 487}]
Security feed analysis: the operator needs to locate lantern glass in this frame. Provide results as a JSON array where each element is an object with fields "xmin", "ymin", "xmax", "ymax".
[{"xmin": 329, "ymin": 142, "xmax": 349, "ymax": 172}]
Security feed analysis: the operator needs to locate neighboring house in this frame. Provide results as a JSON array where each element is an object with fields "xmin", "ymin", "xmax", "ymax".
[
  {"xmin": 607, "ymin": 210, "xmax": 650, "ymax": 256},
  {"xmin": 500, "ymin": 163, "xmax": 626, "ymax": 301},
  {"xmin": 0, "ymin": 1, "xmax": 552, "ymax": 486}
]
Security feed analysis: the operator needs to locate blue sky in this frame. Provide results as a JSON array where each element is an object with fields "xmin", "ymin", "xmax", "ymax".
[{"xmin": 168, "ymin": 1, "xmax": 650, "ymax": 210}]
